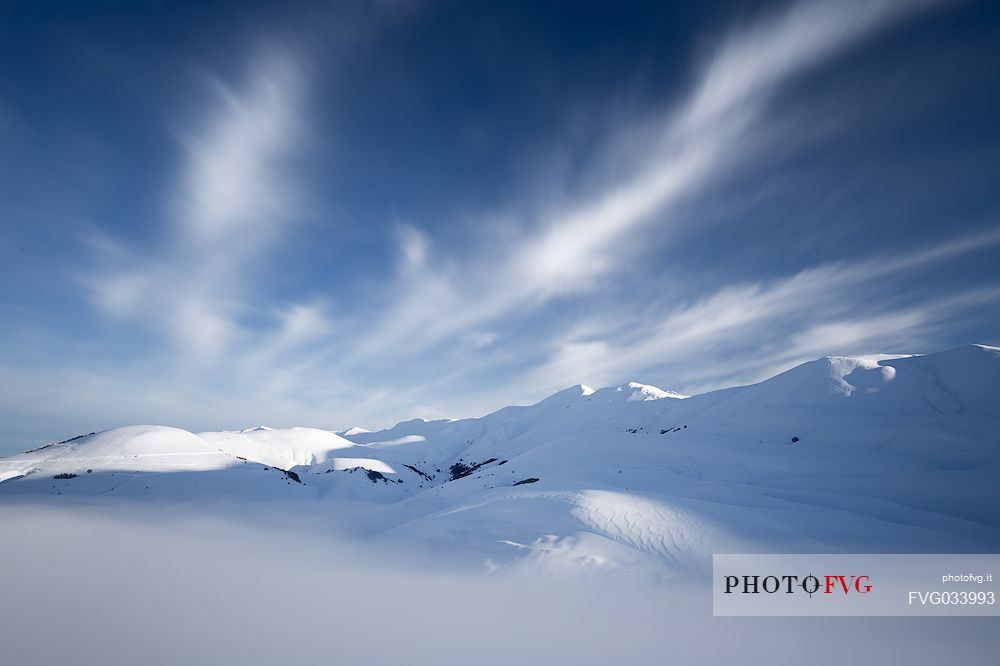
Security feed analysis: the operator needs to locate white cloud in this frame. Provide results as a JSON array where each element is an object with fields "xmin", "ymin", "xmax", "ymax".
[
  {"xmin": 83, "ymin": 48, "xmax": 317, "ymax": 363},
  {"xmin": 45, "ymin": 0, "xmax": 976, "ymax": 440},
  {"xmin": 513, "ymin": 237, "xmax": 1000, "ymax": 397},
  {"xmin": 463, "ymin": 330, "xmax": 498, "ymax": 350},
  {"xmin": 677, "ymin": 0, "xmax": 933, "ymax": 133},
  {"xmin": 275, "ymin": 302, "xmax": 333, "ymax": 349},
  {"xmin": 179, "ymin": 53, "xmax": 303, "ymax": 244},
  {"xmin": 396, "ymin": 223, "xmax": 430, "ymax": 268},
  {"xmin": 350, "ymin": 0, "xmax": 941, "ymax": 365}
]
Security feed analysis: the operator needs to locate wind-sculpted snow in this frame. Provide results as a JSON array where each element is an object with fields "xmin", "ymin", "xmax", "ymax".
[
  {"xmin": 570, "ymin": 490, "xmax": 745, "ymax": 568},
  {"xmin": 1, "ymin": 344, "xmax": 999, "ymax": 574}
]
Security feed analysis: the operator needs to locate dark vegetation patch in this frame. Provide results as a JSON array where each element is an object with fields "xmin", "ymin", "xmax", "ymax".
[
  {"xmin": 59, "ymin": 432, "xmax": 96, "ymax": 444},
  {"xmin": 403, "ymin": 464, "xmax": 433, "ymax": 481},
  {"xmin": 449, "ymin": 462, "xmax": 472, "ymax": 480},
  {"xmin": 274, "ymin": 468, "xmax": 301, "ymax": 483},
  {"xmin": 25, "ymin": 430, "xmax": 95, "ymax": 454},
  {"xmin": 53, "ymin": 473, "xmax": 78, "ymax": 479},
  {"xmin": 449, "ymin": 458, "xmax": 498, "ymax": 481},
  {"xmin": 513, "ymin": 478, "xmax": 539, "ymax": 486},
  {"xmin": 335, "ymin": 467, "xmax": 403, "ymax": 484}
]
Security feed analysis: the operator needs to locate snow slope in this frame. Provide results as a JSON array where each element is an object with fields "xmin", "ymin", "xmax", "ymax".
[
  {"xmin": 2, "ymin": 344, "xmax": 998, "ymax": 574},
  {"xmin": 199, "ymin": 426, "xmax": 357, "ymax": 468}
]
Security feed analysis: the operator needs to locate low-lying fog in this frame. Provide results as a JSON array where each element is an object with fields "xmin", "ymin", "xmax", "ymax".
[{"xmin": 1, "ymin": 501, "xmax": 996, "ymax": 665}]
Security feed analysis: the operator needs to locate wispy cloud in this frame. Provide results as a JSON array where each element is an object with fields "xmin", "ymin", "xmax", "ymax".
[
  {"xmin": 178, "ymin": 53, "xmax": 304, "ymax": 245},
  {"xmin": 347, "ymin": 0, "xmax": 942, "ymax": 365},
  {"xmin": 83, "ymin": 49, "xmax": 322, "ymax": 362},
  {"xmin": 10, "ymin": 0, "xmax": 982, "ymax": 449},
  {"xmin": 514, "ymin": 233, "xmax": 1000, "ymax": 398}
]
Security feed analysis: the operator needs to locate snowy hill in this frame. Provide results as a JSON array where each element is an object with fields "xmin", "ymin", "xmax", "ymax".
[{"xmin": 2, "ymin": 344, "xmax": 998, "ymax": 573}]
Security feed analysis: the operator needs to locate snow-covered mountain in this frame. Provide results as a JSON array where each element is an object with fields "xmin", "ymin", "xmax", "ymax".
[{"xmin": 2, "ymin": 344, "xmax": 998, "ymax": 573}]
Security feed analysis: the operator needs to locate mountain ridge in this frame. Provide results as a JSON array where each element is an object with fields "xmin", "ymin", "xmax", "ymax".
[{"xmin": 2, "ymin": 343, "xmax": 998, "ymax": 572}]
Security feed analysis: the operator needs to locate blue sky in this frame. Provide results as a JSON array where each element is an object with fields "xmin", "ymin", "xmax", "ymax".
[{"xmin": 1, "ymin": 0, "xmax": 999, "ymax": 452}]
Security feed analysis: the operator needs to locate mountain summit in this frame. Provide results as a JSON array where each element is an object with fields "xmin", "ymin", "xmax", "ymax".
[{"xmin": 2, "ymin": 345, "xmax": 998, "ymax": 571}]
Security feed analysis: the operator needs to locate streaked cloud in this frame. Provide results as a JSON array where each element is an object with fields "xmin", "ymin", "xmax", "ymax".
[
  {"xmin": 1, "ymin": 0, "xmax": 994, "ymax": 450},
  {"xmin": 82, "ymin": 49, "xmax": 322, "ymax": 362},
  {"xmin": 347, "ymin": 0, "xmax": 943, "ymax": 365},
  {"xmin": 514, "ymin": 233, "xmax": 1000, "ymax": 399},
  {"xmin": 179, "ymin": 53, "xmax": 304, "ymax": 244}
]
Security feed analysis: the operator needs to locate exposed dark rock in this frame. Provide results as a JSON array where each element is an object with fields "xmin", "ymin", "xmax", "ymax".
[
  {"xmin": 53, "ymin": 473, "xmax": 77, "ymax": 479},
  {"xmin": 513, "ymin": 478, "xmax": 539, "ymax": 486}
]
